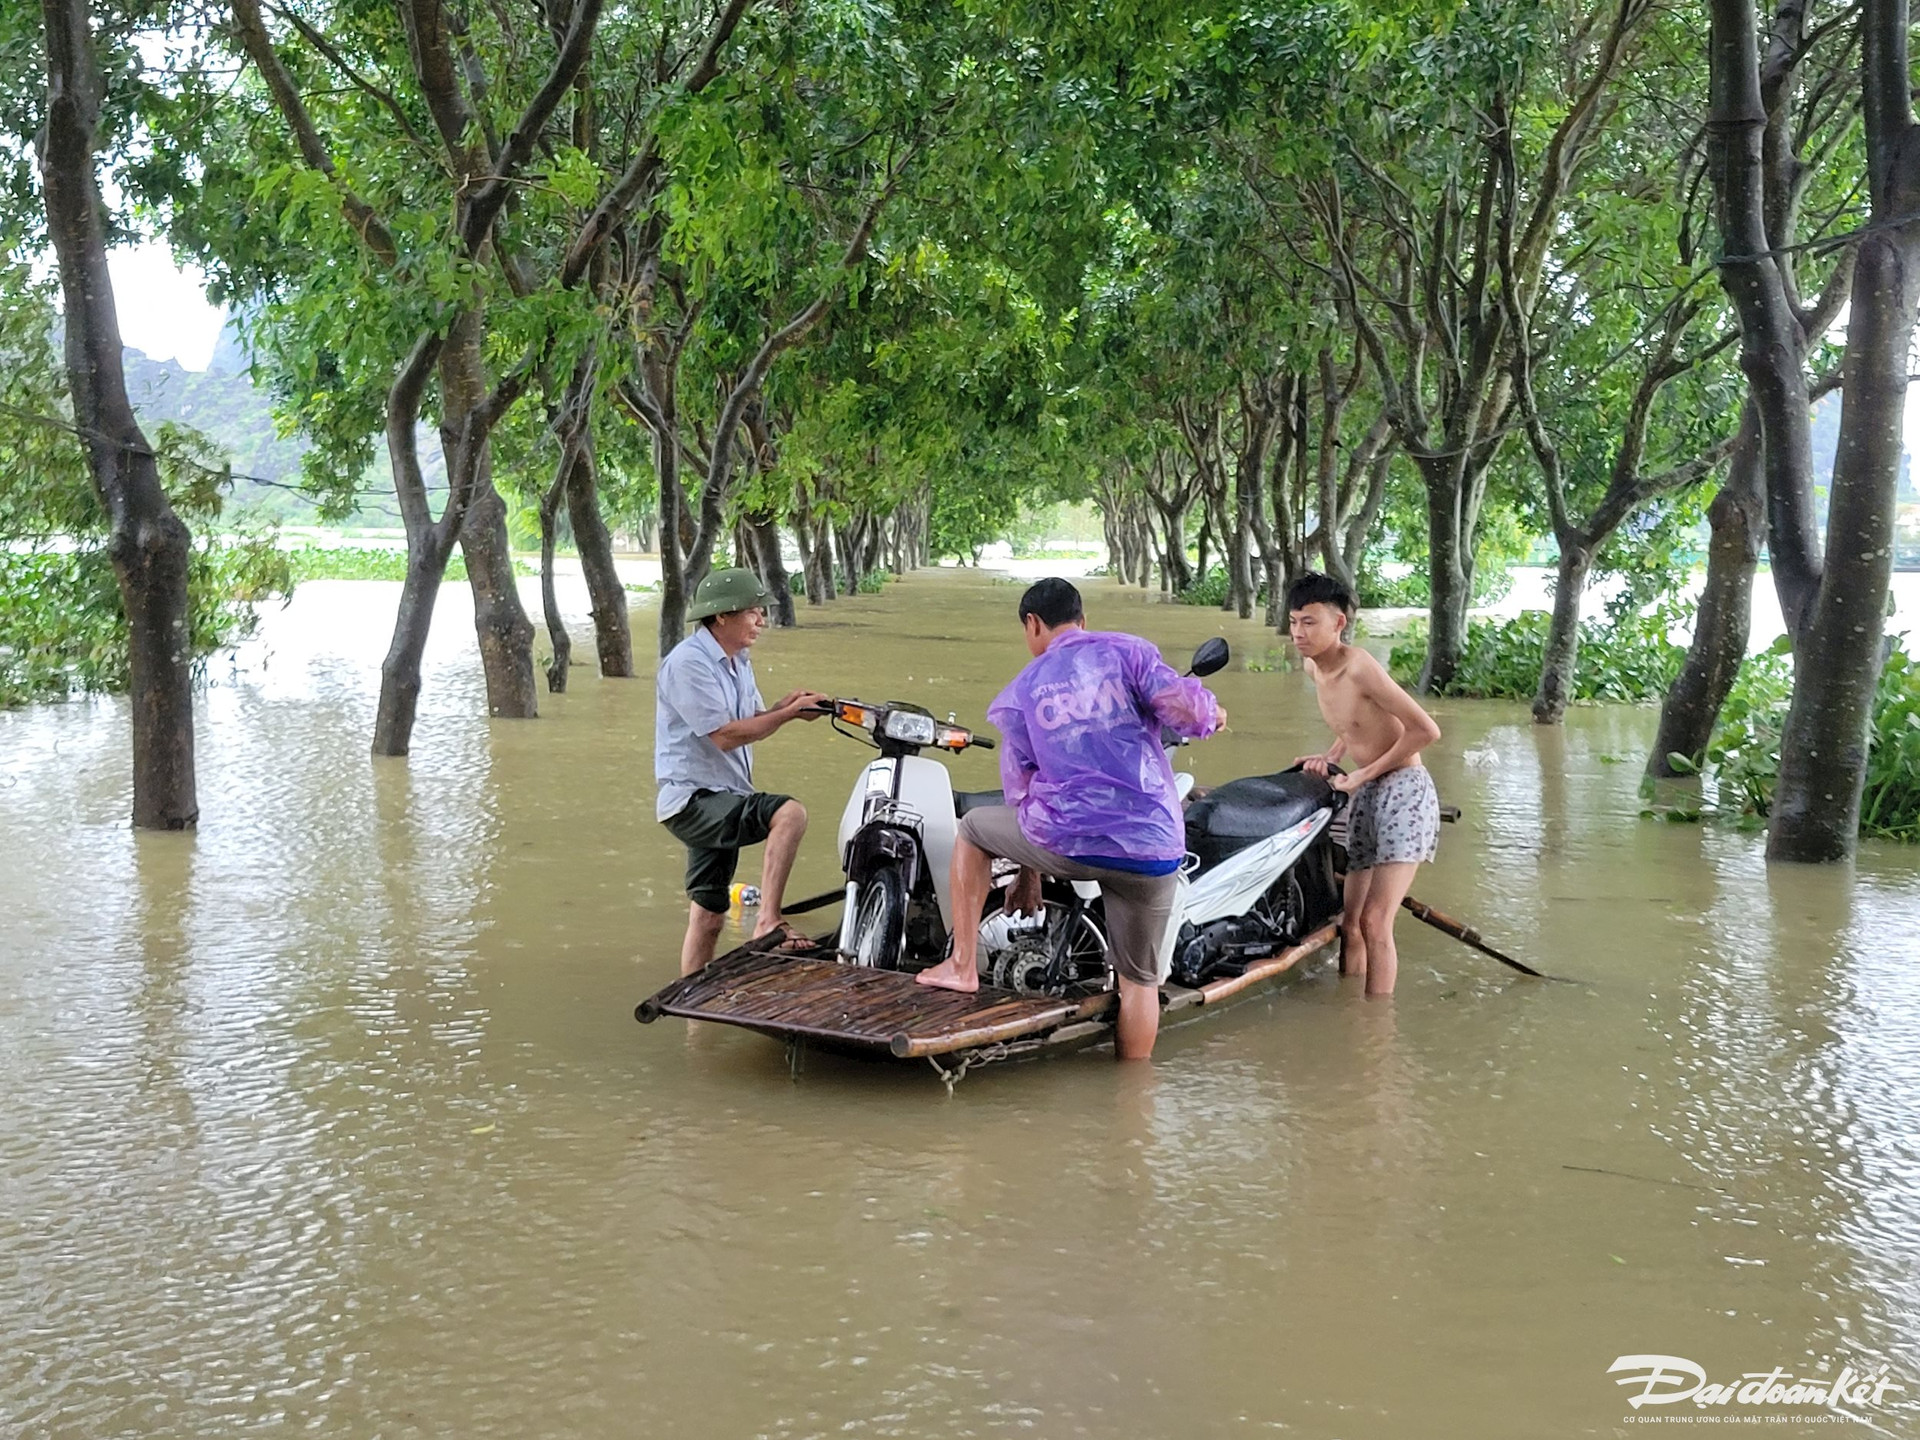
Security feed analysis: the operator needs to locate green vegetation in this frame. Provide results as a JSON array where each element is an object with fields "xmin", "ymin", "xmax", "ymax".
[
  {"xmin": 3, "ymin": 0, "xmax": 1911, "ymax": 852},
  {"xmin": 1, "ymin": 540, "xmax": 290, "ymax": 707},
  {"xmin": 287, "ymin": 547, "xmax": 465, "ymax": 584},
  {"xmin": 1657, "ymin": 638, "xmax": 1920, "ymax": 842},
  {"xmin": 1388, "ymin": 608, "xmax": 1686, "ymax": 705},
  {"xmin": 1173, "ymin": 568, "xmax": 1238, "ymax": 609},
  {"xmin": 1357, "ymin": 563, "xmax": 1516, "ymax": 611},
  {"xmin": 283, "ymin": 548, "xmax": 539, "ymax": 583}
]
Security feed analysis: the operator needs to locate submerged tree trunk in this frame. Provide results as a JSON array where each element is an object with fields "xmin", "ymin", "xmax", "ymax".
[
  {"xmin": 1155, "ymin": 501, "xmax": 1192, "ymax": 592},
  {"xmin": 374, "ymin": 545, "xmax": 455, "ymax": 753},
  {"xmin": 794, "ymin": 479, "xmax": 836, "ymax": 604},
  {"xmin": 858, "ymin": 510, "xmax": 884, "ymax": 581},
  {"xmin": 372, "ymin": 335, "xmax": 465, "ymax": 755},
  {"xmin": 453, "ymin": 439, "xmax": 538, "ymax": 718},
  {"xmin": 40, "ymin": 0, "xmax": 198, "ymax": 828},
  {"xmin": 1532, "ymin": 546, "xmax": 1592, "ymax": 724},
  {"xmin": 1770, "ymin": 226, "xmax": 1916, "ymax": 856},
  {"xmin": 794, "ymin": 513, "xmax": 823, "ymax": 604},
  {"xmin": 1649, "ymin": 403, "xmax": 1763, "ymax": 774},
  {"xmin": 1420, "ymin": 474, "xmax": 1474, "ymax": 692},
  {"xmin": 1740, "ymin": 0, "xmax": 1918, "ymax": 860},
  {"xmin": 435, "ymin": 314, "xmax": 537, "ymax": 717},
  {"xmin": 750, "ymin": 513, "xmax": 796, "ymax": 626},
  {"xmin": 537, "ymin": 466, "xmax": 572, "ymax": 693},
  {"xmin": 565, "ymin": 436, "xmax": 632, "ymax": 676}
]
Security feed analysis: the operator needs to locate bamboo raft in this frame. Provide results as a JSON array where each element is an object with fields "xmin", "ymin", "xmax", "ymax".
[{"xmin": 635, "ymin": 921, "xmax": 1340, "ymax": 1075}]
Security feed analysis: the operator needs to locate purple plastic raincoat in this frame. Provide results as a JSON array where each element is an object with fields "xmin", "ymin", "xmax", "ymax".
[{"xmin": 989, "ymin": 629, "xmax": 1223, "ymax": 864}]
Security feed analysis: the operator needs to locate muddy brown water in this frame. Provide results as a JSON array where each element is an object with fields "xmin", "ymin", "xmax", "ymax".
[{"xmin": 3, "ymin": 568, "xmax": 1918, "ymax": 1439}]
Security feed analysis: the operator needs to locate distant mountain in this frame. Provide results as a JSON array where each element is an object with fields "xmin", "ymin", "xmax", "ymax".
[
  {"xmin": 204, "ymin": 312, "xmax": 249, "ymax": 378},
  {"xmin": 122, "ymin": 342, "xmax": 442, "ymax": 526},
  {"xmin": 123, "ymin": 346, "xmax": 313, "ymax": 519},
  {"xmin": 1809, "ymin": 390, "xmax": 1918, "ymax": 503}
]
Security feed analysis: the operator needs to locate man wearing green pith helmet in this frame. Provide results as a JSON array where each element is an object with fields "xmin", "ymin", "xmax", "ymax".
[{"xmin": 655, "ymin": 568, "xmax": 830, "ymax": 974}]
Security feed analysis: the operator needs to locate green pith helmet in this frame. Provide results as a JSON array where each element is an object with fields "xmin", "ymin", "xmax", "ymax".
[{"xmin": 686, "ymin": 567, "xmax": 775, "ymax": 622}]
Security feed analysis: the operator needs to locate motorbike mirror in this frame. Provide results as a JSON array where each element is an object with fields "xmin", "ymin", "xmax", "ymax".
[{"xmin": 1187, "ymin": 638, "xmax": 1230, "ymax": 677}]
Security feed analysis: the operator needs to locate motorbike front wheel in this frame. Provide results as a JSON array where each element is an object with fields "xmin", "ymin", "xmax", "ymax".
[{"xmin": 845, "ymin": 866, "xmax": 907, "ymax": 969}]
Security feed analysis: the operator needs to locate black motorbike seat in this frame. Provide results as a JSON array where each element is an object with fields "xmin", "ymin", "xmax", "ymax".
[
  {"xmin": 953, "ymin": 788, "xmax": 1006, "ymax": 817},
  {"xmin": 1184, "ymin": 771, "xmax": 1333, "ymax": 871}
]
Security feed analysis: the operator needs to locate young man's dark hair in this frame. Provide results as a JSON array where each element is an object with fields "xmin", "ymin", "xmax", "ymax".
[
  {"xmin": 1018, "ymin": 577, "xmax": 1084, "ymax": 628},
  {"xmin": 1285, "ymin": 570, "xmax": 1356, "ymax": 617}
]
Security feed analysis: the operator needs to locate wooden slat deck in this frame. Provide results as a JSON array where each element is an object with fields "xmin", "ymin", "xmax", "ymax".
[
  {"xmin": 636, "ymin": 938, "xmax": 1106, "ymax": 1058},
  {"xmin": 635, "ymin": 922, "xmax": 1341, "ymax": 1065}
]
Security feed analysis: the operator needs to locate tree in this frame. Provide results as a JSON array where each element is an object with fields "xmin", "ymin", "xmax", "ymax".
[
  {"xmin": 1649, "ymin": 0, "xmax": 1855, "ymax": 775},
  {"xmin": 205, "ymin": 0, "xmax": 601, "ymax": 753},
  {"xmin": 1318, "ymin": 0, "xmax": 1660, "ymax": 691},
  {"xmin": 36, "ymin": 0, "xmax": 197, "ymax": 827},
  {"xmin": 1751, "ymin": 0, "xmax": 1920, "ymax": 860}
]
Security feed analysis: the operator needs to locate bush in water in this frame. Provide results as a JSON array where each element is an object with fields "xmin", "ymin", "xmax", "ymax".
[
  {"xmin": 1387, "ymin": 604, "xmax": 1686, "ymax": 703},
  {"xmin": 1356, "ymin": 559, "xmax": 1516, "ymax": 610},
  {"xmin": 1864, "ymin": 644, "xmax": 1920, "ymax": 840},
  {"xmin": 1662, "ymin": 636, "xmax": 1920, "ymax": 842},
  {"xmin": 0, "ymin": 538, "xmax": 291, "ymax": 707},
  {"xmin": 1173, "ymin": 567, "xmax": 1237, "ymax": 608},
  {"xmin": 287, "ymin": 546, "xmax": 470, "ymax": 583}
]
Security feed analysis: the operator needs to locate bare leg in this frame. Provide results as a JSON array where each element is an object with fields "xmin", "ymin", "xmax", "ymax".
[
  {"xmin": 1340, "ymin": 867, "xmax": 1374, "ymax": 981},
  {"xmin": 1115, "ymin": 978, "xmax": 1160, "ymax": 1060},
  {"xmin": 1356, "ymin": 861, "xmax": 1419, "ymax": 998},
  {"xmin": 752, "ymin": 800, "xmax": 809, "ymax": 937},
  {"xmin": 916, "ymin": 833, "xmax": 992, "ymax": 992},
  {"xmin": 681, "ymin": 902, "xmax": 728, "ymax": 976}
]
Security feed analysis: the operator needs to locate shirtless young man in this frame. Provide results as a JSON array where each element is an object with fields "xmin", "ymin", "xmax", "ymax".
[{"xmin": 1287, "ymin": 572, "xmax": 1442, "ymax": 998}]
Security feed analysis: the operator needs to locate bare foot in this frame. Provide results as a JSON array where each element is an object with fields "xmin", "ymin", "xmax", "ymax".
[{"xmin": 914, "ymin": 959, "xmax": 979, "ymax": 993}]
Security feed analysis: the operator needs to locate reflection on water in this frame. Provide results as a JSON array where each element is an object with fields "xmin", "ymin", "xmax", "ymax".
[{"xmin": 2, "ymin": 569, "xmax": 1918, "ymax": 1438}]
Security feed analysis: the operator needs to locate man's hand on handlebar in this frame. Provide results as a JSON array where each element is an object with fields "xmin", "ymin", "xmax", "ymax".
[{"xmin": 775, "ymin": 690, "xmax": 832, "ymax": 721}]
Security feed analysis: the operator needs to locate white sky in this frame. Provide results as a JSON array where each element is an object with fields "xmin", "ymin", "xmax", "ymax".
[{"xmin": 109, "ymin": 238, "xmax": 225, "ymax": 369}]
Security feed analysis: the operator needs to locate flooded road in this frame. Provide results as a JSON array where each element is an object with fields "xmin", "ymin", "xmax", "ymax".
[{"xmin": 3, "ymin": 568, "xmax": 1918, "ymax": 1438}]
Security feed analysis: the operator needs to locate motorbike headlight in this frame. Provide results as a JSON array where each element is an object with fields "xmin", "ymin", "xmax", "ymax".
[{"xmin": 882, "ymin": 709, "xmax": 937, "ymax": 745}]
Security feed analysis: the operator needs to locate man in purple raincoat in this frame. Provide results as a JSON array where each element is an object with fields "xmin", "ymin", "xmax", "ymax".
[{"xmin": 915, "ymin": 578, "xmax": 1225, "ymax": 1059}]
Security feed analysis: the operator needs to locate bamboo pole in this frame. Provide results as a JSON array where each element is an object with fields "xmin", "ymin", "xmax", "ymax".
[{"xmin": 1195, "ymin": 924, "xmax": 1340, "ymax": 1005}]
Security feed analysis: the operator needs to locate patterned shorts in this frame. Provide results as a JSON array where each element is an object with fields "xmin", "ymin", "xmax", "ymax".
[{"xmin": 1345, "ymin": 765, "xmax": 1440, "ymax": 872}]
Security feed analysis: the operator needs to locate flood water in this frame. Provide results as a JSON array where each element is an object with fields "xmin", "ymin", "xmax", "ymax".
[{"xmin": 3, "ymin": 568, "xmax": 1918, "ymax": 1439}]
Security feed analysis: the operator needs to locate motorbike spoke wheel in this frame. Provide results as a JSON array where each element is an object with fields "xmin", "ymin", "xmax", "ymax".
[{"xmin": 847, "ymin": 866, "xmax": 907, "ymax": 970}]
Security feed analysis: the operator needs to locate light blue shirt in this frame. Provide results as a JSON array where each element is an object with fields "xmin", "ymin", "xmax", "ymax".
[{"xmin": 654, "ymin": 625, "xmax": 763, "ymax": 820}]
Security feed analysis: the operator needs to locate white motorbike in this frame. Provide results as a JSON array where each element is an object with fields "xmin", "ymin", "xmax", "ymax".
[{"xmin": 813, "ymin": 638, "xmax": 1347, "ymax": 993}]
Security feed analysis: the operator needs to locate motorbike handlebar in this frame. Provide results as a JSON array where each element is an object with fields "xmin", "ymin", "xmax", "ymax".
[{"xmin": 809, "ymin": 697, "xmax": 994, "ymax": 750}]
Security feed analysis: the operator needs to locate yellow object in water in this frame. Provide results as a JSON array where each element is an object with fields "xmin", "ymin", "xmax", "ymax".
[{"xmin": 729, "ymin": 882, "xmax": 761, "ymax": 910}]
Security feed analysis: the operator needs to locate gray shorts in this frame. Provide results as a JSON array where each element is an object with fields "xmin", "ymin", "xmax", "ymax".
[
  {"xmin": 957, "ymin": 805, "xmax": 1178, "ymax": 988},
  {"xmin": 1346, "ymin": 765, "xmax": 1439, "ymax": 871}
]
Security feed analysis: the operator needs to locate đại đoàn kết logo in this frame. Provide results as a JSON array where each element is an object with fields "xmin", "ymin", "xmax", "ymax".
[{"xmin": 1609, "ymin": 1354, "xmax": 1905, "ymax": 1423}]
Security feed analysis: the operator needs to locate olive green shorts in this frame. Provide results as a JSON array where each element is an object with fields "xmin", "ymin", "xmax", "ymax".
[{"xmin": 661, "ymin": 790, "xmax": 794, "ymax": 914}]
